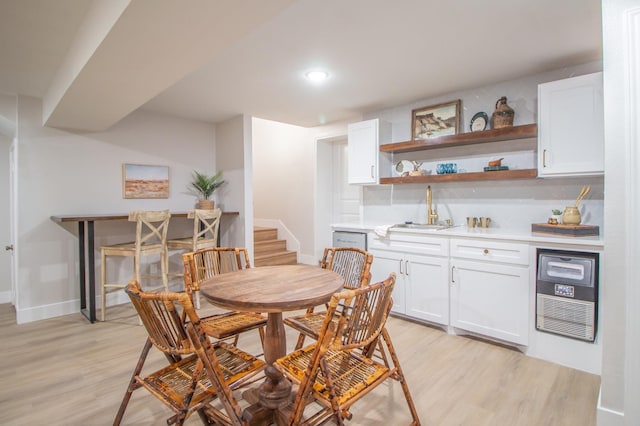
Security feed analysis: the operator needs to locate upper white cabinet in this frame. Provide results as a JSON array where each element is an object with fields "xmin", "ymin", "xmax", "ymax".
[
  {"xmin": 347, "ymin": 118, "xmax": 390, "ymax": 184},
  {"xmin": 538, "ymin": 72, "xmax": 604, "ymax": 177}
]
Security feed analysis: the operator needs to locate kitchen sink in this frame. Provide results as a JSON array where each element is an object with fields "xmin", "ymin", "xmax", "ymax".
[{"xmin": 393, "ymin": 223, "xmax": 453, "ymax": 231}]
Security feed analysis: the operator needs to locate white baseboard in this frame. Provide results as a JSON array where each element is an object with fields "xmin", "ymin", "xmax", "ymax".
[
  {"xmin": 14, "ymin": 282, "xmax": 187, "ymax": 324},
  {"xmin": 16, "ymin": 299, "xmax": 79, "ymax": 324},
  {"xmin": 0, "ymin": 290, "xmax": 11, "ymax": 304}
]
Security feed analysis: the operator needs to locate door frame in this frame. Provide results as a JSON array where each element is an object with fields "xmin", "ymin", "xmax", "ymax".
[{"xmin": 9, "ymin": 136, "xmax": 17, "ymax": 307}]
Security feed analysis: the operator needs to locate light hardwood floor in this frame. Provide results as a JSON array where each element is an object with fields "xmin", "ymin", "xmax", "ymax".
[{"xmin": 0, "ymin": 301, "xmax": 600, "ymax": 425}]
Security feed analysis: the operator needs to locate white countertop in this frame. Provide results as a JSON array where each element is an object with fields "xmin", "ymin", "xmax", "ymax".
[{"xmin": 332, "ymin": 222, "xmax": 604, "ymax": 248}]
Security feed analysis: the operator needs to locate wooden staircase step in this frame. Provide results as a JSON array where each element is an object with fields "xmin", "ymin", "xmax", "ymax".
[
  {"xmin": 254, "ymin": 226, "xmax": 297, "ymax": 266},
  {"xmin": 254, "ymin": 226, "xmax": 278, "ymax": 242},
  {"xmin": 254, "ymin": 251, "xmax": 298, "ymax": 267},
  {"xmin": 254, "ymin": 239, "xmax": 287, "ymax": 256}
]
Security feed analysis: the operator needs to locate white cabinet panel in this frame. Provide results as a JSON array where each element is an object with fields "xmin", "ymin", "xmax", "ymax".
[
  {"xmin": 450, "ymin": 258, "xmax": 529, "ymax": 345},
  {"xmin": 347, "ymin": 119, "xmax": 390, "ymax": 184},
  {"xmin": 538, "ymin": 72, "xmax": 604, "ymax": 177},
  {"xmin": 370, "ymin": 248, "xmax": 405, "ymax": 314},
  {"xmin": 405, "ymin": 253, "xmax": 450, "ymax": 324},
  {"xmin": 370, "ymin": 247, "xmax": 449, "ymax": 325}
]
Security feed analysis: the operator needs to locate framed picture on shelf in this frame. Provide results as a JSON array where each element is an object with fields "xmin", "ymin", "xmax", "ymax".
[
  {"xmin": 122, "ymin": 163, "xmax": 170, "ymax": 199},
  {"xmin": 411, "ymin": 99, "xmax": 461, "ymax": 140}
]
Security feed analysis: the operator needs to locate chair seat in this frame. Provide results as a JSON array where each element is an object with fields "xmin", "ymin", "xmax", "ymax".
[
  {"xmin": 167, "ymin": 236, "xmax": 216, "ymax": 250},
  {"xmin": 283, "ymin": 312, "xmax": 326, "ymax": 341},
  {"xmin": 276, "ymin": 345, "xmax": 390, "ymax": 406},
  {"xmin": 140, "ymin": 341, "xmax": 264, "ymax": 403},
  {"xmin": 200, "ymin": 311, "xmax": 267, "ymax": 339},
  {"xmin": 102, "ymin": 241, "xmax": 165, "ymax": 255}
]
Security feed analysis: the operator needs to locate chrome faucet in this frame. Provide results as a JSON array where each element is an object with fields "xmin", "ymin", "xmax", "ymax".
[{"xmin": 426, "ymin": 185, "xmax": 438, "ymax": 225}]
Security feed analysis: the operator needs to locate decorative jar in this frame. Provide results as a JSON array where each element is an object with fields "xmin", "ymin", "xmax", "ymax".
[{"xmin": 562, "ymin": 206, "xmax": 581, "ymax": 225}]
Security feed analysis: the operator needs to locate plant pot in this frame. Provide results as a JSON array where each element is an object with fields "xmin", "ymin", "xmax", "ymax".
[{"xmin": 198, "ymin": 199, "xmax": 215, "ymax": 210}]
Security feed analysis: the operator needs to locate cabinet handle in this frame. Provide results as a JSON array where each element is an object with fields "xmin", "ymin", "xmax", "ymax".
[
  {"xmin": 543, "ymin": 149, "xmax": 547, "ymax": 168},
  {"xmin": 399, "ymin": 259, "xmax": 404, "ymax": 275},
  {"xmin": 451, "ymin": 265, "xmax": 455, "ymax": 284},
  {"xmin": 483, "ymin": 248, "xmax": 489, "ymax": 255},
  {"xmin": 370, "ymin": 165, "xmax": 375, "ymax": 178},
  {"xmin": 405, "ymin": 260, "xmax": 409, "ymax": 276}
]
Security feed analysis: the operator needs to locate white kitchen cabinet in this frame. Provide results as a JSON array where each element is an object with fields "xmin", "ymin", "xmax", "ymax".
[
  {"xmin": 538, "ymin": 72, "xmax": 604, "ymax": 177},
  {"xmin": 369, "ymin": 233, "xmax": 449, "ymax": 326},
  {"xmin": 347, "ymin": 118, "xmax": 390, "ymax": 184},
  {"xmin": 450, "ymin": 238, "xmax": 529, "ymax": 346}
]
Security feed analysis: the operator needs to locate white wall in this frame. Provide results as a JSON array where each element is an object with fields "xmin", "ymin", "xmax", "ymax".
[
  {"xmin": 599, "ymin": 1, "xmax": 640, "ymax": 424},
  {"xmin": 15, "ymin": 96, "xmax": 219, "ymax": 323},
  {"xmin": 252, "ymin": 118, "xmax": 314, "ymax": 258},
  {"xmin": 362, "ymin": 63, "xmax": 605, "ymax": 231},
  {"xmin": 216, "ymin": 115, "xmax": 251, "ymax": 252}
]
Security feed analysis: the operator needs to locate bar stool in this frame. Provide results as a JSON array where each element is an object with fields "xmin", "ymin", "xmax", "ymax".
[
  {"xmin": 166, "ymin": 209, "xmax": 221, "ymax": 282},
  {"xmin": 100, "ymin": 210, "xmax": 171, "ymax": 321}
]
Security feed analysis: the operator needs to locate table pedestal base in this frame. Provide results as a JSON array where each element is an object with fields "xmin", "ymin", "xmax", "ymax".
[{"xmin": 242, "ymin": 366, "xmax": 292, "ymax": 426}]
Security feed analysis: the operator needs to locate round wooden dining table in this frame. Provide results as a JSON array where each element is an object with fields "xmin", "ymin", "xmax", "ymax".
[{"xmin": 199, "ymin": 264, "xmax": 344, "ymax": 425}]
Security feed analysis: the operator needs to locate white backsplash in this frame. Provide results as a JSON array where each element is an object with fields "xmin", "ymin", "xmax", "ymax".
[{"xmin": 363, "ymin": 176, "xmax": 604, "ymax": 233}]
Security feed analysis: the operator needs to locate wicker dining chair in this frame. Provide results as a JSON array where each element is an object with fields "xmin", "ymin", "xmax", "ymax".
[
  {"xmin": 284, "ymin": 247, "xmax": 373, "ymax": 350},
  {"xmin": 275, "ymin": 273, "xmax": 420, "ymax": 425},
  {"xmin": 114, "ymin": 280, "xmax": 265, "ymax": 426},
  {"xmin": 100, "ymin": 210, "xmax": 171, "ymax": 321},
  {"xmin": 182, "ymin": 247, "xmax": 266, "ymax": 346}
]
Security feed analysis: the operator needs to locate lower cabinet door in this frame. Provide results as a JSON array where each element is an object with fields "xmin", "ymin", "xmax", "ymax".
[
  {"xmin": 450, "ymin": 259, "xmax": 529, "ymax": 345},
  {"xmin": 404, "ymin": 253, "xmax": 449, "ymax": 326},
  {"xmin": 369, "ymin": 249, "xmax": 405, "ymax": 314}
]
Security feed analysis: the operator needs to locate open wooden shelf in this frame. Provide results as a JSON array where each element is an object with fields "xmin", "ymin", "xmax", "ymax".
[
  {"xmin": 380, "ymin": 123, "xmax": 538, "ymax": 153},
  {"xmin": 379, "ymin": 168, "xmax": 538, "ymax": 184}
]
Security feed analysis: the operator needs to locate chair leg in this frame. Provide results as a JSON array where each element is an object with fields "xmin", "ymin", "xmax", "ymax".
[
  {"xmin": 161, "ymin": 248, "xmax": 169, "ymax": 292},
  {"xmin": 133, "ymin": 254, "xmax": 139, "ymax": 282},
  {"xmin": 381, "ymin": 328, "xmax": 421, "ymax": 425},
  {"xmin": 113, "ymin": 338, "xmax": 153, "ymax": 425},
  {"xmin": 101, "ymin": 251, "xmax": 106, "ymax": 322},
  {"xmin": 294, "ymin": 332, "xmax": 306, "ymax": 350},
  {"xmin": 194, "ymin": 290, "xmax": 201, "ymax": 309}
]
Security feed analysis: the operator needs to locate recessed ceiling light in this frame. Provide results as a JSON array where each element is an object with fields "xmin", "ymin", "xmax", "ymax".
[{"xmin": 305, "ymin": 70, "xmax": 329, "ymax": 82}]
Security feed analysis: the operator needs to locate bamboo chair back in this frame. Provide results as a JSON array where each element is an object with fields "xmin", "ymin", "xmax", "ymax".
[
  {"xmin": 321, "ymin": 247, "xmax": 373, "ymax": 289},
  {"xmin": 287, "ymin": 247, "xmax": 374, "ymax": 350},
  {"xmin": 276, "ymin": 273, "xmax": 404, "ymax": 425},
  {"xmin": 126, "ymin": 280, "xmax": 194, "ymax": 356},
  {"xmin": 183, "ymin": 247, "xmax": 251, "ymax": 294},
  {"xmin": 181, "ymin": 248, "xmax": 266, "ymax": 344}
]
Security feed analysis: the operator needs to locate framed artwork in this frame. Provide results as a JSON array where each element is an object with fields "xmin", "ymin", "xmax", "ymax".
[
  {"xmin": 122, "ymin": 164, "xmax": 169, "ymax": 199},
  {"xmin": 411, "ymin": 99, "xmax": 461, "ymax": 140}
]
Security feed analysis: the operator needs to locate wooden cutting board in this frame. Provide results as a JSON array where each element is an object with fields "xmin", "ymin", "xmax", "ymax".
[{"xmin": 531, "ymin": 223, "xmax": 600, "ymax": 237}]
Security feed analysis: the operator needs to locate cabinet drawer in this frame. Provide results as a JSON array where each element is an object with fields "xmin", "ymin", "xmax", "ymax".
[
  {"xmin": 369, "ymin": 232, "xmax": 449, "ymax": 257},
  {"xmin": 450, "ymin": 238, "xmax": 529, "ymax": 266}
]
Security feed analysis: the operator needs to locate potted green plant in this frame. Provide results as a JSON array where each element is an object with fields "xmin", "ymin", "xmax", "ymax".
[
  {"xmin": 549, "ymin": 209, "xmax": 562, "ymax": 225},
  {"xmin": 189, "ymin": 171, "xmax": 225, "ymax": 209}
]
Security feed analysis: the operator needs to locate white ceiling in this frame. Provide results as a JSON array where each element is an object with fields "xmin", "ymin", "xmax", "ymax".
[{"xmin": 0, "ymin": 0, "xmax": 602, "ymax": 130}]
